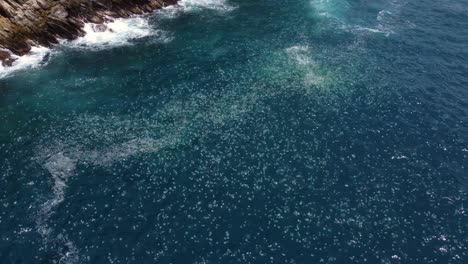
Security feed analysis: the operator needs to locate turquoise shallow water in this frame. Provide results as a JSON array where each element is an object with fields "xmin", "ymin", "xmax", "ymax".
[{"xmin": 1, "ymin": 0, "xmax": 468, "ymax": 263}]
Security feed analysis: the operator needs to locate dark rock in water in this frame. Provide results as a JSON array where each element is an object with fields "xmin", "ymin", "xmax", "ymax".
[
  {"xmin": 0, "ymin": 49, "xmax": 14, "ymax": 67},
  {"xmin": 89, "ymin": 15, "xmax": 105, "ymax": 24},
  {"xmin": 92, "ymin": 24, "xmax": 108, "ymax": 33},
  {"xmin": 0, "ymin": 0, "xmax": 180, "ymax": 62},
  {"xmin": 40, "ymin": 52, "xmax": 50, "ymax": 66},
  {"xmin": 0, "ymin": 50, "xmax": 10, "ymax": 61},
  {"xmin": 2, "ymin": 57, "xmax": 16, "ymax": 67}
]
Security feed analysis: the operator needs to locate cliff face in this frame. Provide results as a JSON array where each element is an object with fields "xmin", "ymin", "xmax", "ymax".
[{"xmin": 0, "ymin": 0, "xmax": 178, "ymax": 66}]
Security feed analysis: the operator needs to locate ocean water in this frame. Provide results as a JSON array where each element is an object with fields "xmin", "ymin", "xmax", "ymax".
[{"xmin": 1, "ymin": 0, "xmax": 468, "ymax": 263}]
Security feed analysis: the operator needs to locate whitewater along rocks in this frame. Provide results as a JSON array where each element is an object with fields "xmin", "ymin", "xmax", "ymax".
[{"xmin": 0, "ymin": 0, "xmax": 178, "ymax": 66}]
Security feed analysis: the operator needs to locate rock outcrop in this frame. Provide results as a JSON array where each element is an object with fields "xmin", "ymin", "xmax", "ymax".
[{"xmin": 0, "ymin": 0, "xmax": 178, "ymax": 65}]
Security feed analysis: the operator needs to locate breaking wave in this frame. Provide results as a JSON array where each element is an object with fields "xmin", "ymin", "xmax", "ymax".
[
  {"xmin": 0, "ymin": 47, "xmax": 52, "ymax": 79},
  {"xmin": 0, "ymin": 0, "xmax": 236, "ymax": 79},
  {"xmin": 67, "ymin": 16, "xmax": 173, "ymax": 50},
  {"xmin": 178, "ymin": 0, "xmax": 236, "ymax": 12}
]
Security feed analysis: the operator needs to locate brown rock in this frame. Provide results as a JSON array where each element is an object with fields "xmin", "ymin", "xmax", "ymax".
[
  {"xmin": 0, "ymin": 2, "xmax": 15, "ymax": 18},
  {"xmin": 0, "ymin": 0, "xmax": 179, "ymax": 58},
  {"xmin": 34, "ymin": 0, "xmax": 51, "ymax": 9},
  {"xmin": 88, "ymin": 15, "xmax": 105, "ymax": 24},
  {"xmin": 49, "ymin": 5, "xmax": 68, "ymax": 19},
  {"xmin": 0, "ymin": 50, "xmax": 10, "ymax": 61}
]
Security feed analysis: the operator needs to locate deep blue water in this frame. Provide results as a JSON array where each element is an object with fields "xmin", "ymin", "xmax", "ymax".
[{"xmin": 1, "ymin": 0, "xmax": 468, "ymax": 263}]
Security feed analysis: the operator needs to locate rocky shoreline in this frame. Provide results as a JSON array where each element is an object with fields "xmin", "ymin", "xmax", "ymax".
[{"xmin": 0, "ymin": 0, "xmax": 178, "ymax": 67}]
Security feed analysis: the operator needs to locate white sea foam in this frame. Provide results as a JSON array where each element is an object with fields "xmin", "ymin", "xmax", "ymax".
[
  {"xmin": 286, "ymin": 45, "xmax": 314, "ymax": 66},
  {"xmin": 71, "ymin": 0, "xmax": 236, "ymax": 50},
  {"xmin": 0, "ymin": 16, "xmax": 156, "ymax": 79},
  {"xmin": 43, "ymin": 153, "xmax": 76, "ymax": 208},
  {"xmin": 0, "ymin": 0, "xmax": 235, "ymax": 79},
  {"xmin": 33, "ymin": 129, "xmax": 183, "ymax": 262},
  {"xmin": 285, "ymin": 45, "xmax": 326, "ymax": 87},
  {"xmin": 310, "ymin": 0, "xmax": 350, "ymax": 19},
  {"xmin": 159, "ymin": 0, "xmax": 236, "ymax": 18},
  {"xmin": 178, "ymin": 0, "xmax": 236, "ymax": 12},
  {"xmin": 0, "ymin": 13, "xmax": 171, "ymax": 78},
  {"xmin": 342, "ymin": 25, "xmax": 394, "ymax": 36},
  {"xmin": 377, "ymin": 10, "xmax": 392, "ymax": 21},
  {"xmin": 68, "ymin": 16, "xmax": 172, "ymax": 49},
  {"xmin": 309, "ymin": 0, "xmax": 397, "ymax": 37},
  {"xmin": 36, "ymin": 153, "xmax": 80, "ymax": 264},
  {"xmin": 0, "ymin": 47, "xmax": 52, "ymax": 79}
]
